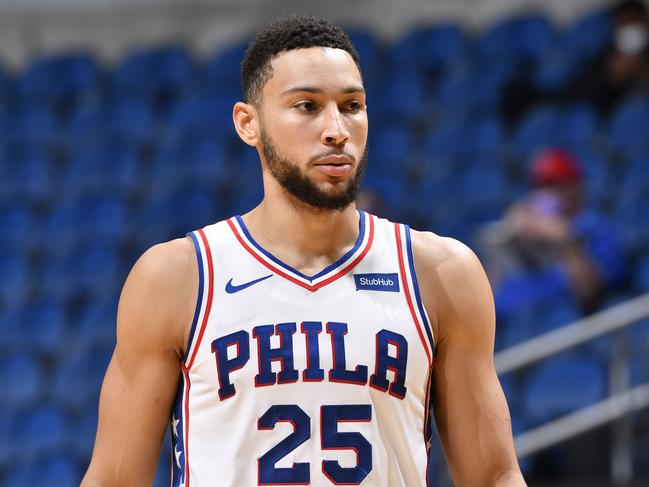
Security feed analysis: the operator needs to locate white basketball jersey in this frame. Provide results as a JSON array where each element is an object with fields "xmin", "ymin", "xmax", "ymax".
[{"xmin": 170, "ymin": 211, "xmax": 436, "ymax": 487}]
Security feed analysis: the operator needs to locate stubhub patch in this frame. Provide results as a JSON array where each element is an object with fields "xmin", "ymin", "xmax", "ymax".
[{"xmin": 353, "ymin": 273, "xmax": 400, "ymax": 292}]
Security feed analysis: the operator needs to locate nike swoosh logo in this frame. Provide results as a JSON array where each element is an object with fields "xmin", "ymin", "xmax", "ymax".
[{"xmin": 225, "ymin": 274, "xmax": 273, "ymax": 294}]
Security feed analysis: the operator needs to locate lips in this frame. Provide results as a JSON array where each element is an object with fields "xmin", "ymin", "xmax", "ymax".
[{"xmin": 313, "ymin": 155, "xmax": 354, "ymax": 177}]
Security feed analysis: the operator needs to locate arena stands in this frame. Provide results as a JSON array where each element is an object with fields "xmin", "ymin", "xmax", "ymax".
[{"xmin": 0, "ymin": 4, "xmax": 648, "ymax": 485}]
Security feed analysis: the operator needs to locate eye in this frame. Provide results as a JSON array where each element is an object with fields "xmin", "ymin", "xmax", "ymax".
[
  {"xmin": 295, "ymin": 101, "xmax": 319, "ymax": 112},
  {"xmin": 343, "ymin": 100, "xmax": 363, "ymax": 112}
]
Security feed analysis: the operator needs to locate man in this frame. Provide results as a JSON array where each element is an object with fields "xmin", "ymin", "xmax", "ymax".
[
  {"xmin": 82, "ymin": 15, "xmax": 525, "ymax": 487},
  {"xmin": 480, "ymin": 149, "xmax": 625, "ymax": 315}
]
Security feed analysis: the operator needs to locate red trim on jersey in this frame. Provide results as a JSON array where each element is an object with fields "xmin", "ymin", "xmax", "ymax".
[
  {"xmin": 394, "ymin": 223, "xmax": 432, "ymax": 366},
  {"xmin": 227, "ymin": 215, "xmax": 375, "ymax": 292},
  {"xmin": 186, "ymin": 228, "xmax": 215, "ymax": 371}
]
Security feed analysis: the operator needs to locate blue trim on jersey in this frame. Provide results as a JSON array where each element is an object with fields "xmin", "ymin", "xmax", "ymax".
[
  {"xmin": 404, "ymin": 225, "xmax": 435, "ymax": 354},
  {"xmin": 184, "ymin": 231, "xmax": 205, "ymax": 362},
  {"xmin": 234, "ymin": 210, "xmax": 367, "ymax": 282},
  {"xmin": 170, "ymin": 373, "xmax": 187, "ymax": 487}
]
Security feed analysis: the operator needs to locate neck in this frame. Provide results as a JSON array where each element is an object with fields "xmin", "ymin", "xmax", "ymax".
[{"xmin": 241, "ymin": 190, "xmax": 360, "ymax": 274}]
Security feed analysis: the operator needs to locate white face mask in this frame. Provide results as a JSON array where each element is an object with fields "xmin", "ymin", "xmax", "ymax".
[{"xmin": 615, "ymin": 23, "xmax": 649, "ymax": 54}]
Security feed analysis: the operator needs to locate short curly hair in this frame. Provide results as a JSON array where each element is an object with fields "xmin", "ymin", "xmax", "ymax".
[{"xmin": 241, "ymin": 15, "xmax": 361, "ymax": 105}]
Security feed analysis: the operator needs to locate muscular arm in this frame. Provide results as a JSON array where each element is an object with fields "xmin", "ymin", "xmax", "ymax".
[
  {"xmin": 81, "ymin": 238, "xmax": 197, "ymax": 487},
  {"xmin": 412, "ymin": 232, "xmax": 526, "ymax": 487}
]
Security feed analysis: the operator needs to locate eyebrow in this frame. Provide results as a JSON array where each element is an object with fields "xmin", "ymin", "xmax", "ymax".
[{"xmin": 280, "ymin": 85, "xmax": 365, "ymax": 96}]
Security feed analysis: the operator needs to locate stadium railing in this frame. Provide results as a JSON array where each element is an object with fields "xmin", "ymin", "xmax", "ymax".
[{"xmin": 495, "ymin": 293, "xmax": 649, "ymax": 485}]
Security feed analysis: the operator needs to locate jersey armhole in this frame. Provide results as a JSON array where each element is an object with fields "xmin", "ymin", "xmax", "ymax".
[
  {"xmin": 403, "ymin": 225, "xmax": 436, "ymax": 354},
  {"xmin": 183, "ymin": 230, "xmax": 214, "ymax": 368}
]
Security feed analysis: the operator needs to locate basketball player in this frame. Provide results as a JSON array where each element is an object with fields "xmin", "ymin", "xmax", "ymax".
[{"xmin": 82, "ymin": 15, "xmax": 526, "ymax": 487}]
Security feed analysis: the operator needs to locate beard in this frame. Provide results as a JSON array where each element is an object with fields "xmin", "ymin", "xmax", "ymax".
[{"xmin": 260, "ymin": 129, "xmax": 367, "ymax": 211}]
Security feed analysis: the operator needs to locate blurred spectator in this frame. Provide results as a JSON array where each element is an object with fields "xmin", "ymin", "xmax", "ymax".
[
  {"xmin": 480, "ymin": 149, "xmax": 626, "ymax": 314},
  {"xmin": 503, "ymin": 0, "xmax": 649, "ymax": 122}
]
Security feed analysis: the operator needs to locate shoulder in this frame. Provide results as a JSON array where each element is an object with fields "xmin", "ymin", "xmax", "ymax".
[
  {"xmin": 408, "ymin": 229, "xmax": 494, "ymax": 343},
  {"xmin": 132, "ymin": 237, "xmax": 197, "ymax": 288},
  {"xmin": 409, "ymin": 229, "xmax": 484, "ymax": 283},
  {"xmin": 116, "ymin": 237, "xmax": 198, "ymax": 357}
]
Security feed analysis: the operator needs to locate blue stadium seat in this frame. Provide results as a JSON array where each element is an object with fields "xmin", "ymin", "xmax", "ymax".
[
  {"xmin": 456, "ymin": 163, "xmax": 508, "ymax": 222},
  {"xmin": 629, "ymin": 317, "xmax": 649, "ymax": 385},
  {"xmin": 459, "ymin": 117, "xmax": 504, "ymax": 156},
  {"xmin": 478, "ymin": 14, "xmax": 555, "ymax": 64},
  {"xmin": 0, "ymin": 203, "xmax": 33, "ymax": 251},
  {"xmin": 49, "ymin": 345, "xmax": 112, "ymax": 410},
  {"xmin": 40, "ymin": 244, "xmax": 121, "ymax": 301},
  {"xmin": 373, "ymin": 73, "xmax": 424, "ymax": 120},
  {"xmin": 347, "ymin": 29, "xmax": 382, "ymax": 80},
  {"xmin": 634, "ymin": 255, "xmax": 649, "ymax": 293},
  {"xmin": 557, "ymin": 104, "xmax": 598, "ymax": 149},
  {"xmin": 472, "ymin": 62, "xmax": 511, "ymax": 112},
  {"xmin": 370, "ymin": 124, "xmax": 414, "ymax": 171},
  {"xmin": 513, "ymin": 105, "xmax": 561, "ymax": 158},
  {"xmin": 0, "ymin": 251, "xmax": 30, "ymax": 309},
  {"xmin": 0, "ymin": 353, "xmax": 43, "ymax": 410},
  {"xmin": 148, "ymin": 132, "xmax": 229, "ymax": 196},
  {"xmin": 562, "ymin": 8, "xmax": 612, "ymax": 61},
  {"xmin": 17, "ymin": 301, "xmax": 68, "ymax": 355},
  {"xmin": 64, "ymin": 97, "xmax": 105, "ymax": 140},
  {"xmin": 422, "ymin": 118, "xmax": 465, "ymax": 159},
  {"xmin": 106, "ymin": 97, "xmax": 156, "ymax": 143},
  {"xmin": 112, "ymin": 46, "xmax": 196, "ymax": 96},
  {"xmin": 390, "ymin": 23, "xmax": 467, "ymax": 74},
  {"xmin": 40, "ymin": 199, "xmax": 79, "ymax": 255},
  {"xmin": 136, "ymin": 194, "xmax": 178, "ymax": 249},
  {"xmin": 571, "ymin": 148, "xmax": 610, "ymax": 208},
  {"xmin": 8, "ymin": 105, "xmax": 58, "ymax": 144},
  {"xmin": 523, "ymin": 353, "xmax": 606, "ymax": 425},
  {"xmin": 39, "ymin": 194, "xmax": 129, "ymax": 254},
  {"xmin": 76, "ymin": 297, "xmax": 118, "ymax": 348},
  {"xmin": 514, "ymin": 14, "xmax": 557, "ymax": 61},
  {"xmin": 204, "ymin": 41, "xmax": 248, "ymax": 93},
  {"xmin": 607, "ymin": 95, "xmax": 649, "ymax": 156},
  {"xmin": 361, "ymin": 175, "xmax": 405, "ymax": 211},
  {"xmin": 2, "ymin": 463, "xmax": 31, "ymax": 486},
  {"xmin": 170, "ymin": 186, "xmax": 219, "ymax": 234},
  {"xmin": 165, "ymin": 91, "xmax": 238, "ymax": 139},
  {"xmin": 535, "ymin": 296, "xmax": 581, "ymax": 334},
  {"xmin": 533, "ymin": 46, "xmax": 580, "ymax": 92},
  {"xmin": 18, "ymin": 52, "xmax": 100, "ymax": 102},
  {"xmin": 77, "ymin": 194, "xmax": 130, "ymax": 244},
  {"xmin": 0, "ymin": 413, "xmax": 13, "ymax": 470},
  {"xmin": 613, "ymin": 159, "xmax": 649, "ymax": 250},
  {"xmin": 74, "ymin": 406, "xmax": 99, "ymax": 459},
  {"xmin": 12, "ymin": 405, "xmax": 71, "ymax": 455},
  {"xmin": 433, "ymin": 68, "xmax": 478, "ymax": 116},
  {"xmin": 25, "ymin": 454, "xmax": 81, "ymax": 487},
  {"xmin": 65, "ymin": 138, "xmax": 143, "ymax": 196},
  {"xmin": 0, "ymin": 145, "xmax": 55, "ymax": 203},
  {"xmin": 497, "ymin": 302, "xmax": 540, "ymax": 349},
  {"xmin": 74, "ymin": 244, "xmax": 122, "ymax": 295}
]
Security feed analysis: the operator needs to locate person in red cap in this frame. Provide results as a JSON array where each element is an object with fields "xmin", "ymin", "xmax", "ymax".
[{"xmin": 480, "ymin": 148, "xmax": 625, "ymax": 313}]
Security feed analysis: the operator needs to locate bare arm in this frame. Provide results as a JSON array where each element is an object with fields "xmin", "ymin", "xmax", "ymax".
[
  {"xmin": 413, "ymin": 232, "xmax": 526, "ymax": 487},
  {"xmin": 81, "ymin": 238, "xmax": 197, "ymax": 487}
]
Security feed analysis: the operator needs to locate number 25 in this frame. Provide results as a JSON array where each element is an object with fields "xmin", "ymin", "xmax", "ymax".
[{"xmin": 258, "ymin": 404, "xmax": 372, "ymax": 485}]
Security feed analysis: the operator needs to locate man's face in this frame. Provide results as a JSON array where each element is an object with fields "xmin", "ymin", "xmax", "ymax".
[{"xmin": 255, "ymin": 47, "xmax": 368, "ymax": 211}]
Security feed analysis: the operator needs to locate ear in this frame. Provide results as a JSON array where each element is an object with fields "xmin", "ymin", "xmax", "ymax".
[{"xmin": 233, "ymin": 101, "xmax": 259, "ymax": 147}]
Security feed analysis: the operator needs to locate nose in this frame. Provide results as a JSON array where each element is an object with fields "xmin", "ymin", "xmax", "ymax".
[{"xmin": 320, "ymin": 103, "xmax": 351, "ymax": 148}]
